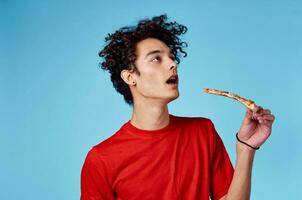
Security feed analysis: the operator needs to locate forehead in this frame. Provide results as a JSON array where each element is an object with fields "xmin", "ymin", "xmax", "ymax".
[{"xmin": 135, "ymin": 38, "xmax": 171, "ymax": 57}]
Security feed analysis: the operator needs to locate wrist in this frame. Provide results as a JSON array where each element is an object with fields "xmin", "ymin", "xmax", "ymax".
[
  {"xmin": 236, "ymin": 142, "xmax": 255, "ymax": 171},
  {"xmin": 236, "ymin": 132, "xmax": 260, "ymax": 151},
  {"xmin": 236, "ymin": 141, "xmax": 256, "ymax": 155}
]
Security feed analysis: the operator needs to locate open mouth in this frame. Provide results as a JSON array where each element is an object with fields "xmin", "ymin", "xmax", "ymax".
[{"xmin": 166, "ymin": 75, "xmax": 178, "ymax": 85}]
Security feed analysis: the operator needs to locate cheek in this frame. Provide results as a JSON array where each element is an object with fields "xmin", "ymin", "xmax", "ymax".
[
  {"xmin": 135, "ymin": 63, "xmax": 165, "ymax": 91},
  {"xmin": 137, "ymin": 73, "xmax": 163, "ymax": 94},
  {"xmin": 139, "ymin": 67, "xmax": 161, "ymax": 85},
  {"xmin": 139, "ymin": 75, "xmax": 159, "ymax": 90}
]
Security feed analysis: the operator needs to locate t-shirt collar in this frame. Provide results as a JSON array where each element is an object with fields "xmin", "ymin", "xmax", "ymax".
[{"xmin": 121, "ymin": 114, "xmax": 176, "ymax": 138}]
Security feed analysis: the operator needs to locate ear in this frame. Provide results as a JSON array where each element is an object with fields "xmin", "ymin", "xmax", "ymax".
[{"xmin": 121, "ymin": 69, "xmax": 136, "ymax": 86}]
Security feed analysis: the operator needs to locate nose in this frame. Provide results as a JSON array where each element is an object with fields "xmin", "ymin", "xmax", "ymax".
[
  {"xmin": 168, "ymin": 59, "xmax": 177, "ymax": 71},
  {"xmin": 169, "ymin": 64, "xmax": 177, "ymax": 76}
]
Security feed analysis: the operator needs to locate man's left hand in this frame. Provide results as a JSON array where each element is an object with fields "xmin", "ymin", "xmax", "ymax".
[{"xmin": 237, "ymin": 105, "xmax": 275, "ymax": 149}]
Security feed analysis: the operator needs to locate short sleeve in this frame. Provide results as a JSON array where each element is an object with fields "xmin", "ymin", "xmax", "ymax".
[
  {"xmin": 209, "ymin": 121, "xmax": 234, "ymax": 200},
  {"xmin": 80, "ymin": 147, "xmax": 115, "ymax": 200}
]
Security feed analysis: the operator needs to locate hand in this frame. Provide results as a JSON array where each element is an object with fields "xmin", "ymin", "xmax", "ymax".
[{"xmin": 237, "ymin": 105, "xmax": 275, "ymax": 149}]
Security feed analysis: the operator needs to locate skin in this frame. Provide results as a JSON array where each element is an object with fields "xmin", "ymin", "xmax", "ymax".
[
  {"xmin": 121, "ymin": 38, "xmax": 178, "ymax": 131},
  {"xmin": 120, "ymin": 38, "xmax": 275, "ymax": 200},
  {"xmin": 222, "ymin": 105, "xmax": 275, "ymax": 200}
]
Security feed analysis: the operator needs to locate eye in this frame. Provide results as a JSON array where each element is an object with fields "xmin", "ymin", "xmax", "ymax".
[
  {"xmin": 151, "ymin": 56, "xmax": 161, "ymax": 62},
  {"xmin": 169, "ymin": 55, "xmax": 176, "ymax": 61}
]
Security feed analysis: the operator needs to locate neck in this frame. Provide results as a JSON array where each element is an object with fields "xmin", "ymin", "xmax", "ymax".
[{"xmin": 130, "ymin": 99, "xmax": 170, "ymax": 131}]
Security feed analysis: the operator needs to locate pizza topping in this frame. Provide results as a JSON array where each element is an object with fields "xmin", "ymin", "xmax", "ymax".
[{"xmin": 203, "ymin": 87, "xmax": 256, "ymax": 110}]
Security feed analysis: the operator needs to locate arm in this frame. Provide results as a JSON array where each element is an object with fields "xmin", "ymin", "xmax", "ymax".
[
  {"xmin": 220, "ymin": 142, "xmax": 255, "ymax": 200},
  {"xmin": 81, "ymin": 148, "xmax": 115, "ymax": 200},
  {"xmin": 221, "ymin": 105, "xmax": 275, "ymax": 200}
]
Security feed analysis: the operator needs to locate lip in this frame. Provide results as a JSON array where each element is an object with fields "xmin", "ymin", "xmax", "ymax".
[
  {"xmin": 166, "ymin": 74, "xmax": 178, "ymax": 83},
  {"xmin": 169, "ymin": 82, "xmax": 178, "ymax": 88},
  {"xmin": 166, "ymin": 75, "xmax": 179, "ymax": 88}
]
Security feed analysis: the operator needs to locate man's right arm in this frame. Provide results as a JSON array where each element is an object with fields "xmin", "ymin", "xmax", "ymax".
[{"xmin": 80, "ymin": 148, "xmax": 115, "ymax": 200}]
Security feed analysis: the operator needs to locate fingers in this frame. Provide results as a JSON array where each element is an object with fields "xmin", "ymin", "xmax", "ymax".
[
  {"xmin": 249, "ymin": 105, "xmax": 275, "ymax": 122},
  {"xmin": 251, "ymin": 105, "xmax": 262, "ymax": 119},
  {"xmin": 255, "ymin": 111, "xmax": 275, "ymax": 130},
  {"xmin": 258, "ymin": 119, "xmax": 273, "ymax": 127},
  {"xmin": 253, "ymin": 106, "xmax": 271, "ymax": 117},
  {"xmin": 256, "ymin": 114, "xmax": 275, "ymax": 122},
  {"xmin": 246, "ymin": 108, "xmax": 255, "ymax": 120},
  {"xmin": 253, "ymin": 105, "xmax": 263, "ymax": 114},
  {"xmin": 246, "ymin": 107, "xmax": 253, "ymax": 115},
  {"xmin": 255, "ymin": 109, "xmax": 271, "ymax": 117}
]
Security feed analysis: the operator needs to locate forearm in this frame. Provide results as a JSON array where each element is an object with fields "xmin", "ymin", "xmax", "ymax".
[{"xmin": 225, "ymin": 141, "xmax": 255, "ymax": 200}]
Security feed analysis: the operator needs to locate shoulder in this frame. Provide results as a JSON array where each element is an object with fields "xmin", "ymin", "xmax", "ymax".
[
  {"xmin": 172, "ymin": 114, "xmax": 215, "ymax": 129},
  {"xmin": 84, "ymin": 123, "xmax": 127, "ymax": 161},
  {"xmin": 83, "ymin": 136, "xmax": 119, "ymax": 170},
  {"xmin": 172, "ymin": 115, "xmax": 218, "ymax": 142}
]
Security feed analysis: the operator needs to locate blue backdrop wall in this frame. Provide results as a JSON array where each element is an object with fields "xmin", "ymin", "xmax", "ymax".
[{"xmin": 1, "ymin": 0, "xmax": 301, "ymax": 199}]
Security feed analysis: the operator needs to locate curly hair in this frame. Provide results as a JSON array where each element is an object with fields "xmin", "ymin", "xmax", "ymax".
[{"xmin": 99, "ymin": 14, "xmax": 188, "ymax": 105}]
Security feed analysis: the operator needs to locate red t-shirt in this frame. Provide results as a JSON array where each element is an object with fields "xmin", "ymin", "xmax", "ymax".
[{"xmin": 81, "ymin": 114, "xmax": 234, "ymax": 200}]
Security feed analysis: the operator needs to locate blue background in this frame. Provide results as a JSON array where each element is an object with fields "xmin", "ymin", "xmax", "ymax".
[{"xmin": 1, "ymin": 0, "xmax": 301, "ymax": 199}]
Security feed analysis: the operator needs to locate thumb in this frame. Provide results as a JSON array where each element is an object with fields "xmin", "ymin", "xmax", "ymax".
[{"xmin": 243, "ymin": 107, "xmax": 254, "ymax": 124}]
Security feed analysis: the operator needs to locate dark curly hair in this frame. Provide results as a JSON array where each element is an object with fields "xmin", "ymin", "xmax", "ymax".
[{"xmin": 99, "ymin": 14, "xmax": 188, "ymax": 105}]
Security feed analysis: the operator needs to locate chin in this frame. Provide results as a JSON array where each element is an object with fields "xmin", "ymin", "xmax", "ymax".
[{"xmin": 166, "ymin": 92, "xmax": 179, "ymax": 103}]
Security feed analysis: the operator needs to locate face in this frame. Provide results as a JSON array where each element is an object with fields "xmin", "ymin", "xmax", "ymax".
[{"xmin": 130, "ymin": 38, "xmax": 179, "ymax": 105}]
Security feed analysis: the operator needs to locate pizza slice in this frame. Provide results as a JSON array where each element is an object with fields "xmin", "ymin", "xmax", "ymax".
[{"xmin": 203, "ymin": 88, "xmax": 256, "ymax": 110}]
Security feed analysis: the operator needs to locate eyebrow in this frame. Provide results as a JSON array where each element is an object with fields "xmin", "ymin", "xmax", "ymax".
[
  {"xmin": 144, "ymin": 50, "xmax": 163, "ymax": 59},
  {"xmin": 144, "ymin": 49, "xmax": 173, "ymax": 59}
]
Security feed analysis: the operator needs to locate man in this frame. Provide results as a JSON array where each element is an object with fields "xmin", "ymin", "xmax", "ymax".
[{"xmin": 80, "ymin": 14, "xmax": 275, "ymax": 200}]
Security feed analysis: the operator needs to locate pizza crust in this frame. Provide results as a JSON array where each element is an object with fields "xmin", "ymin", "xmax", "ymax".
[{"xmin": 203, "ymin": 88, "xmax": 256, "ymax": 110}]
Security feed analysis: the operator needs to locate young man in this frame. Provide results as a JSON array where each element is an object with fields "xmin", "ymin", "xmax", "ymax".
[{"xmin": 80, "ymin": 15, "xmax": 275, "ymax": 200}]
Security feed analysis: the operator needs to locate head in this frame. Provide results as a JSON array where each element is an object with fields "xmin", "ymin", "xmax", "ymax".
[{"xmin": 99, "ymin": 14, "xmax": 188, "ymax": 106}]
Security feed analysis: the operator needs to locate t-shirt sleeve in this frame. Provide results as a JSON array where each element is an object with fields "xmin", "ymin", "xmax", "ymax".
[
  {"xmin": 80, "ymin": 147, "xmax": 115, "ymax": 200},
  {"xmin": 208, "ymin": 120, "xmax": 234, "ymax": 200}
]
